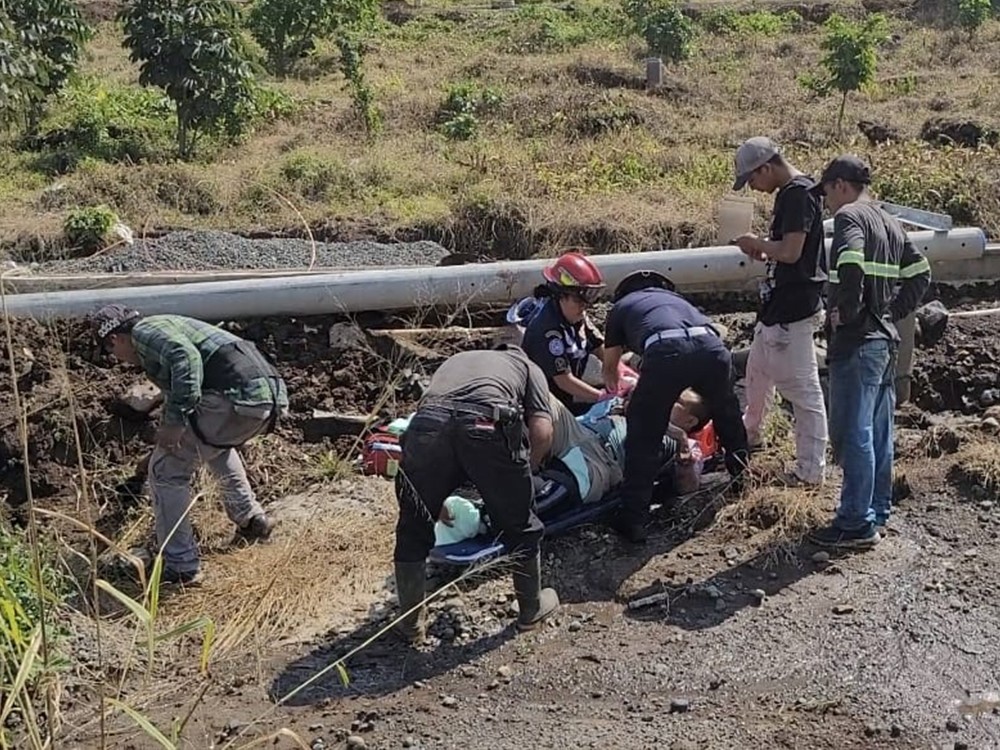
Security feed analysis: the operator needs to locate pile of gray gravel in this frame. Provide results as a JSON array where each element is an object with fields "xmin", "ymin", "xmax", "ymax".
[{"xmin": 41, "ymin": 230, "xmax": 451, "ymax": 274}]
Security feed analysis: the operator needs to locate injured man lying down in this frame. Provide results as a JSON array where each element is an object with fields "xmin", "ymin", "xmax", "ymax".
[{"xmin": 429, "ymin": 388, "xmax": 722, "ymax": 561}]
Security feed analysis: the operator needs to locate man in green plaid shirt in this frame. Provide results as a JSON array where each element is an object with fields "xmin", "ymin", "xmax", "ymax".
[{"xmin": 91, "ymin": 304, "xmax": 289, "ymax": 585}]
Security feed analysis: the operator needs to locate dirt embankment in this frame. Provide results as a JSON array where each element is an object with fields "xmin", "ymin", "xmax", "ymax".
[{"xmin": 2, "ymin": 293, "xmax": 998, "ymax": 509}]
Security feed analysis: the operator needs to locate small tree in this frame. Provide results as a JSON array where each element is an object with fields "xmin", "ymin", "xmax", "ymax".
[
  {"xmin": 6, "ymin": 0, "xmax": 92, "ymax": 131},
  {"xmin": 812, "ymin": 13, "xmax": 889, "ymax": 136},
  {"xmin": 119, "ymin": 0, "xmax": 258, "ymax": 159},
  {"xmin": 623, "ymin": 0, "xmax": 695, "ymax": 64},
  {"xmin": 0, "ymin": 10, "xmax": 41, "ymax": 130},
  {"xmin": 957, "ymin": 0, "xmax": 992, "ymax": 37},
  {"xmin": 335, "ymin": 34, "xmax": 381, "ymax": 138},
  {"xmin": 248, "ymin": 0, "xmax": 379, "ymax": 78}
]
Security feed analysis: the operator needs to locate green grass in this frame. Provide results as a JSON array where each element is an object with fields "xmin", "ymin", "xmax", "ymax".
[
  {"xmin": 0, "ymin": 524, "xmax": 67, "ymax": 747},
  {"xmin": 2, "ymin": 0, "xmax": 1000, "ymax": 258}
]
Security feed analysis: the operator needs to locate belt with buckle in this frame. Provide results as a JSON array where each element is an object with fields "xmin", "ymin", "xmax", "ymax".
[
  {"xmin": 421, "ymin": 398, "xmax": 521, "ymax": 423},
  {"xmin": 643, "ymin": 326, "xmax": 715, "ymax": 351}
]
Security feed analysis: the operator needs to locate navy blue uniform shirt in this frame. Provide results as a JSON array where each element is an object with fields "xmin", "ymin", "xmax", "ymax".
[
  {"xmin": 521, "ymin": 297, "xmax": 604, "ymax": 409},
  {"xmin": 605, "ymin": 288, "xmax": 712, "ymax": 354}
]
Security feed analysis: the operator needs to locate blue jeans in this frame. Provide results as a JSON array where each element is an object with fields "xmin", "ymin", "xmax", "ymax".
[{"xmin": 828, "ymin": 339, "xmax": 897, "ymax": 531}]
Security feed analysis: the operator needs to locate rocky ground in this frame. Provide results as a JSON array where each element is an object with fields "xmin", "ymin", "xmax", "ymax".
[
  {"xmin": 1, "ymin": 267, "xmax": 999, "ymax": 749},
  {"xmin": 29, "ymin": 232, "xmax": 452, "ymax": 273}
]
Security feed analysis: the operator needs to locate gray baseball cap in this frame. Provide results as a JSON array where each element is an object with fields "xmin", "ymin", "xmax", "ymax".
[{"xmin": 732, "ymin": 136, "xmax": 780, "ymax": 190}]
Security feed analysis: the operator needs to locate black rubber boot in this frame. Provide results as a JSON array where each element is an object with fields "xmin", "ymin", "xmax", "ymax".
[
  {"xmin": 393, "ymin": 562, "xmax": 427, "ymax": 644},
  {"xmin": 611, "ymin": 511, "xmax": 649, "ymax": 545},
  {"xmin": 511, "ymin": 550, "xmax": 559, "ymax": 632}
]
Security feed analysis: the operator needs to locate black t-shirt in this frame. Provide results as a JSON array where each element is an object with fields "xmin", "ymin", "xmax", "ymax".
[
  {"xmin": 757, "ymin": 174, "xmax": 827, "ymax": 326},
  {"xmin": 521, "ymin": 298, "xmax": 603, "ymax": 410},
  {"xmin": 605, "ymin": 288, "xmax": 711, "ymax": 354}
]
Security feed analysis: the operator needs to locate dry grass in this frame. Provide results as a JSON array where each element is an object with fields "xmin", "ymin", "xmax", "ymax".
[
  {"xmin": 716, "ymin": 481, "xmax": 832, "ymax": 545},
  {"xmin": 3, "ymin": 2, "xmax": 1000, "ymax": 257},
  {"xmin": 912, "ymin": 422, "xmax": 964, "ymax": 458},
  {"xmin": 715, "ymin": 398, "xmax": 830, "ymax": 548},
  {"xmin": 161, "ymin": 487, "xmax": 396, "ymax": 658},
  {"xmin": 949, "ymin": 441, "xmax": 1000, "ymax": 503}
]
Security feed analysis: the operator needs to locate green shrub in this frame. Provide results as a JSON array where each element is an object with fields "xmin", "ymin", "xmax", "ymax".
[
  {"xmin": 252, "ymin": 86, "xmax": 300, "ymax": 124},
  {"xmin": 437, "ymin": 83, "xmax": 503, "ymax": 141},
  {"xmin": 957, "ymin": 0, "xmax": 992, "ymax": 33},
  {"xmin": 280, "ymin": 151, "xmax": 360, "ymax": 201},
  {"xmin": 63, "ymin": 204, "xmax": 119, "ymax": 252},
  {"xmin": 623, "ymin": 0, "xmax": 695, "ymax": 64},
  {"xmin": 32, "ymin": 76, "xmax": 175, "ymax": 170},
  {"xmin": 247, "ymin": 0, "xmax": 378, "ymax": 77},
  {"xmin": 494, "ymin": 2, "xmax": 626, "ymax": 53}
]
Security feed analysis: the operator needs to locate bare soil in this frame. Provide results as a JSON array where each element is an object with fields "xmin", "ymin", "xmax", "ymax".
[{"xmin": 2, "ymin": 292, "xmax": 1000, "ymax": 749}]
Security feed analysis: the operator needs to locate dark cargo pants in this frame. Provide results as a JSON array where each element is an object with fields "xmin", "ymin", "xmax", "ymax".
[
  {"xmin": 620, "ymin": 335, "xmax": 749, "ymax": 527},
  {"xmin": 393, "ymin": 404, "xmax": 544, "ymax": 563}
]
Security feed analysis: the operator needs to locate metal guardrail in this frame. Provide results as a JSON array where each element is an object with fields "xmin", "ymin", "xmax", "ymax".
[{"xmin": 823, "ymin": 201, "xmax": 955, "ymax": 235}]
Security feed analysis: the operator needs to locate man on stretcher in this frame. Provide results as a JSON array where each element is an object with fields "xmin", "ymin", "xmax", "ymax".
[
  {"xmin": 432, "ymin": 384, "xmax": 722, "ymax": 552},
  {"xmin": 539, "ymin": 387, "xmax": 719, "ymax": 505}
]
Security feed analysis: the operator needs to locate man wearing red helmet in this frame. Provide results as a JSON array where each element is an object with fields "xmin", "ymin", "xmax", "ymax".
[{"xmin": 521, "ymin": 252, "xmax": 610, "ymax": 416}]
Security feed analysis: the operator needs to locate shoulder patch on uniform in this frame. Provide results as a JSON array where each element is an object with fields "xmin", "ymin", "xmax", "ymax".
[{"xmin": 548, "ymin": 338, "xmax": 565, "ymax": 356}]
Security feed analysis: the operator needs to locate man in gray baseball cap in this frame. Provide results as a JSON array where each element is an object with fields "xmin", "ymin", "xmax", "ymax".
[
  {"xmin": 729, "ymin": 136, "xmax": 829, "ymax": 488},
  {"xmin": 732, "ymin": 136, "xmax": 782, "ymax": 191}
]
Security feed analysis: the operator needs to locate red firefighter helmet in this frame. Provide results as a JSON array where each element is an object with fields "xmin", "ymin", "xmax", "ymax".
[{"xmin": 542, "ymin": 252, "xmax": 605, "ymax": 303}]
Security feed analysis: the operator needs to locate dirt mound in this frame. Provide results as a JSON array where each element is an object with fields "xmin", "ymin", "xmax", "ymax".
[
  {"xmin": 920, "ymin": 118, "xmax": 1000, "ymax": 148},
  {"xmin": 911, "ymin": 314, "xmax": 1000, "ymax": 414},
  {"xmin": 0, "ymin": 318, "xmax": 149, "ymax": 507}
]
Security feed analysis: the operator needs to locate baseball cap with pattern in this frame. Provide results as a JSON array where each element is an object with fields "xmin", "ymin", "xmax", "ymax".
[
  {"xmin": 90, "ymin": 304, "xmax": 141, "ymax": 341},
  {"xmin": 732, "ymin": 136, "xmax": 781, "ymax": 190}
]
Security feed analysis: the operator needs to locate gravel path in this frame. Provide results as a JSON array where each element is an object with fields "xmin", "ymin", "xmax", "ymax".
[{"xmin": 41, "ymin": 230, "xmax": 450, "ymax": 274}]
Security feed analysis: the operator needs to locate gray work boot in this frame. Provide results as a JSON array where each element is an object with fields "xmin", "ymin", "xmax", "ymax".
[
  {"xmin": 236, "ymin": 514, "xmax": 276, "ymax": 543},
  {"xmin": 511, "ymin": 550, "xmax": 559, "ymax": 632},
  {"xmin": 393, "ymin": 561, "xmax": 427, "ymax": 644}
]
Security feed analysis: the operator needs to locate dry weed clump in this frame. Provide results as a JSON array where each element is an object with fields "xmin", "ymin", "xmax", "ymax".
[
  {"xmin": 714, "ymin": 400, "xmax": 828, "ymax": 546},
  {"xmin": 949, "ymin": 442, "xmax": 1000, "ymax": 503},
  {"xmin": 162, "ymin": 489, "xmax": 396, "ymax": 658},
  {"xmin": 914, "ymin": 423, "xmax": 964, "ymax": 458},
  {"xmin": 716, "ymin": 481, "xmax": 831, "ymax": 546}
]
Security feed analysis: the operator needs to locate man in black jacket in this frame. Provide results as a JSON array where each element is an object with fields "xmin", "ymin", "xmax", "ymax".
[
  {"xmin": 601, "ymin": 271, "xmax": 749, "ymax": 544},
  {"xmin": 808, "ymin": 155, "xmax": 931, "ymax": 548}
]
